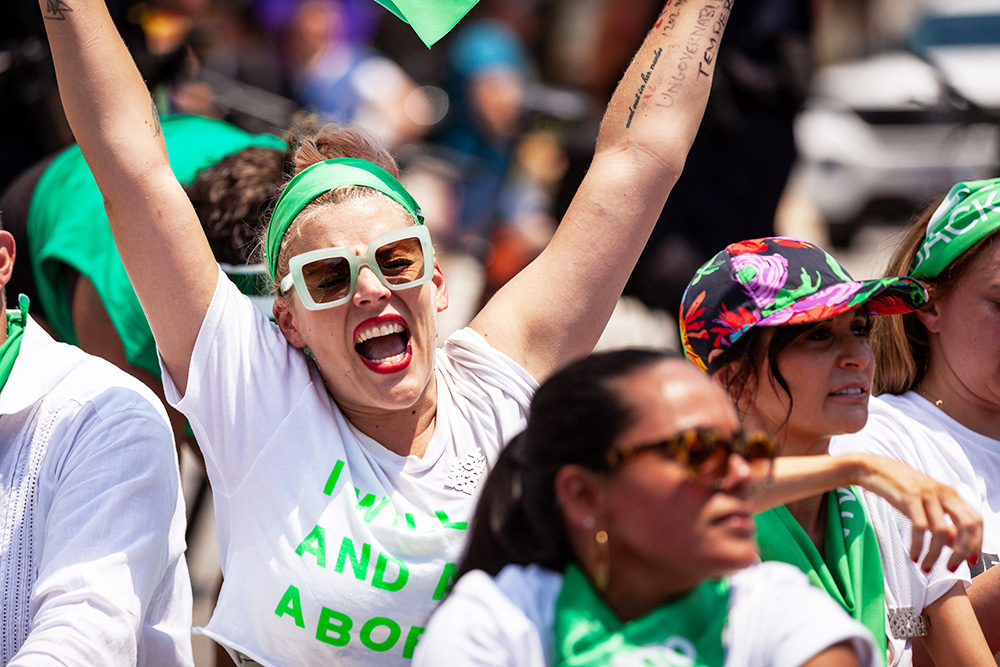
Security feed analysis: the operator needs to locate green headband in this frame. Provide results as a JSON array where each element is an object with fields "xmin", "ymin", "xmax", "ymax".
[
  {"xmin": 911, "ymin": 178, "xmax": 1000, "ymax": 279},
  {"xmin": 265, "ymin": 157, "xmax": 423, "ymax": 278}
]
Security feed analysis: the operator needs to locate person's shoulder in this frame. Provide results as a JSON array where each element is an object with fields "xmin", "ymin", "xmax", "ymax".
[
  {"xmin": 439, "ymin": 328, "xmax": 538, "ymax": 386},
  {"xmin": 728, "ymin": 560, "xmax": 811, "ymax": 592},
  {"xmin": 447, "ymin": 565, "xmax": 562, "ymax": 625},
  {"xmin": 26, "ymin": 321, "xmax": 168, "ymax": 424},
  {"xmin": 830, "ymin": 393, "xmax": 930, "ymax": 457}
]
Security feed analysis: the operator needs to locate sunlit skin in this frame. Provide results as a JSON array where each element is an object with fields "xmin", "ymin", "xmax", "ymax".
[
  {"xmin": 739, "ymin": 309, "xmax": 875, "ymax": 458},
  {"xmin": 721, "ymin": 308, "xmax": 873, "ymax": 550},
  {"xmin": 274, "ymin": 195, "xmax": 448, "ymax": 457},
  {"xmin": 559, "ymin": 360, "xmax": 758, "ymax": 622},
  {"xmin": 917, "ymin": 241, "xmax": 1000, "ymax": 440}
]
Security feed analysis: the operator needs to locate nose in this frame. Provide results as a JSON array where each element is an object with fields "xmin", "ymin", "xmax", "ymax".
[
  {"xmin": 838, "ymin": 333, "xmax": 873, "ymax": 371},
  {"xmin": 353, "ymin": 266, "xmax": 391, "ymax": 305},
  {"xmin": 714, "ymin": 453, "xmax": 752, "ymax": 496}
]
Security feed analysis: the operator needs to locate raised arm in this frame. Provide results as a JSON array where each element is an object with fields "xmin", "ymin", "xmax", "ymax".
[
  {"xmin": 751, "ymin": 453, "xmax": 983, "ymax": 572},
  {"xmin": 40, "ymin": 0, "xmax": 218, "ymax": 393},
  {"xmin": 470, "ymin": 0, "xmax": 733, "ymax": 381}
]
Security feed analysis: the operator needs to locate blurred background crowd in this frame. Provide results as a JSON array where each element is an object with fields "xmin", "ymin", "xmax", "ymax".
[{"xmin": 4, "ymin": 0, "xmax": 999, "ymax": 662}]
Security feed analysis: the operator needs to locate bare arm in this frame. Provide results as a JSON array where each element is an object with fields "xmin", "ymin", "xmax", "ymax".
[
  {"xmin": 471, "ymin": 0, "xmax": 733, "ymax": 382},
  {"xmin": 911, "ymin": 583, "xmax": 994, "ymax": 667},
  {"xmin": 40, "ymin": 0, "xmax": 218, "ymax": 394},
  {"xmin": 967, "ymin": 566, "xmax": 1000, "ymax": 653},
  {"xmin": 750, "ymin": 453, "xmax": 983, "ymax": 571},
  {"xmin": 799, "ymin": 643, "xmax": 861, "ymax": 667}
]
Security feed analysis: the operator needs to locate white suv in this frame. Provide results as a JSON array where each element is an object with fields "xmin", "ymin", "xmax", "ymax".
[{"xmin": 794, "ymin": 4, "xmax": 1000, "ymax": 246}]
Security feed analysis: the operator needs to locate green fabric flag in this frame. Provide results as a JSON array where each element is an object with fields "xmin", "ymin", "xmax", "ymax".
[
  {"xmin": 373, "ymin": 0, "xmax": 479, "ymax": 47},
  {"xmin": 554, "ymin": 564, "xmax": 730, "ymax": 667},
  {"xmin": 0, "ymin": 295, "xmax": 30, "ymax": 395},
  {"xmin": 756, "ymin": 487, "xmax": 886, "ymax": 663}
]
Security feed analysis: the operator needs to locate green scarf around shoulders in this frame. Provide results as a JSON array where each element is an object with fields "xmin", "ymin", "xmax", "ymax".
[
  {"xmin": 756, "ymin": 487, "xmax": 886, "ymax": 662},
  {"xmin": 554, "ymin": 563, "xmax": 731, "ymax": 667},
  {"xmin": 0, "ymin": 294, "xmax": 29, "ymax": 395}
]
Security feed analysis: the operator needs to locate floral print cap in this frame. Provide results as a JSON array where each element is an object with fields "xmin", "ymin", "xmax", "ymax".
[{"xmin": 679, "ymin": 237, "xmax": 929, "ymax": 371}]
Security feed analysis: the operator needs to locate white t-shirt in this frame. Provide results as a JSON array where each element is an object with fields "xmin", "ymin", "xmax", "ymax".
[
  {"xmin": 0, "ymin": 317, "xmax": 192, "ymax": 666},
  {"xmin": 832, "ymin": 393, "xmax": 992, "ymax": 664},
  {"xmin": 162, "ymin": 272, "xmax": 538, "ymax": 666},
  {"xmin": 413, "ymin": 562, "xmax": 878, "ymax": 667}
]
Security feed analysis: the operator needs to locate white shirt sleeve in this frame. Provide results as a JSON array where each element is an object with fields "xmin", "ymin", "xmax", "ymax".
[
  {"xmin": 161, "ymin": 268, "xmax": 314, "ymax": 497},
  {"xmin": 727, "ymin": 562, "xmax": 879, "ymax": 667},
  {"xmin": 7, "ymin": 387, "xmax": 190, "ymax": 666},
  {"xmin": 413, "ymin": 569, "xmax": 549, "ymax": 667},
  {"xmin": 832, "ymin": 400, "xmax": 972, "ymax": 611}
]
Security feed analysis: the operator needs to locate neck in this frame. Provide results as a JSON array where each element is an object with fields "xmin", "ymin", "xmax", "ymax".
[
  {"xmin": 741, "ymin": 405, "xmax": 830, "ymax": 550},
  {"xmin": 600, "ymin": 569, "xmax": 701, "ymax": 623},
  {"xmin": 741, "ymin": 405, "xmax": 832, "ymax": 458},
  {"xmin": 338, "ymin": 375, "xmax": 439, "ymax": 457},
  {"xmin": 918, "ymin": 364, "xmax": 1000, "ymax": 441}
]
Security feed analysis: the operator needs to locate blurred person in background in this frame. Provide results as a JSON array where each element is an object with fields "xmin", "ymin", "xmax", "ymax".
[
  {"xmin": 0, "ymin": 0, "xmax": 206, "ymax": 190},
  {"xmin": 832, "ymin": 179, "xmax": 1000, "ymax": 662},
  {"xmin": 0, "ymin": 114, "xmax": 288, "ymax": 447},
  {"xmin": 434, "ymin": 18, "xmax": 558, "ymax": 304},
  {"xmin": 283, "ymin": 0, "xmax": 434, "ymax": 148}
]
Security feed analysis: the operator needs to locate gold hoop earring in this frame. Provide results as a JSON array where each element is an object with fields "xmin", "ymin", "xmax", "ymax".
[{"xmin": 593, "ymin": 529, "xmax": 610, "ymax": 591}]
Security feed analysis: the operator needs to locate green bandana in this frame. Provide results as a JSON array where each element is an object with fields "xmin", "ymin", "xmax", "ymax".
[
  {"xmin": 756, "ymin": 487, "xmax": 886, "ymax": 663},
  {"xmin": 264, "ymin": 158, "xmax": 423, "ymax": 279},
  {"xmin": 554, "ymin": 564, "xmax": 730, "ymax": 667},
  {"xmin": 911, "ymin": 178, "xmax": 1000, "ymax": 279},
  {"xmin": 373, "ymin": 0, "xmax": 479, "ymax": 47},
  {"xmin": 0, "ymin": 294, "xmax": 30, "ymax": 395}
]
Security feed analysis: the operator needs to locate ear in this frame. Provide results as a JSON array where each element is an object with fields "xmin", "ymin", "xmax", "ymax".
[
  {"xmin": 273, "ymin": 296, "xmax": 308, "ymax": 349},
  {"xmin": 0, "ymin": 231, "xmax": 15, "ymax": 291},
  {"xmin": 554, "ymin": 465, "xmax": 607, "ymax": 531},
  {"xmin": 708, "ymin": 349, "xmax": 736, "ymax": 388},
  {"xmin": 914, "ymin": 300, "xmax": 943, "ymax": 335},
  {"xmin": 432, "ymin": 258, "xmax": 449, "ymax": 313}
]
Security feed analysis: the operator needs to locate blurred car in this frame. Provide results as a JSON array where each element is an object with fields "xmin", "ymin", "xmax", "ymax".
[{"xmin": 794, "ymin": 4, "xmax": 1000, "ymax": 246}]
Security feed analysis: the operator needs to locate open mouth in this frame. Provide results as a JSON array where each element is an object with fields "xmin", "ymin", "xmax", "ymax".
[{"xmin": 354, "ymin": 317, "xmax": 412, "ymax": 373}]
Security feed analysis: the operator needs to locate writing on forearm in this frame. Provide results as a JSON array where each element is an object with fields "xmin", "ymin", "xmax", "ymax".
[
  {"xmin": 626, "ymin": 47, "xmax": 664, "ymax": 129},
  {"xmin": 44, "ymin": 0, "xmax": 73, "ymax": 20},
  {"xmin": 652, "ymin": 0, "xmax": 732, "ymax": 111},
  {"xmin": 696, "ymin": 0, "xmax": 730, "ymax": 78}
]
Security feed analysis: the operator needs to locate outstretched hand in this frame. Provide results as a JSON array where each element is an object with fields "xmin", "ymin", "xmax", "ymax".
[{"xmin": 854, "ymin": 454, "xmax": 982, "ymax": 573}]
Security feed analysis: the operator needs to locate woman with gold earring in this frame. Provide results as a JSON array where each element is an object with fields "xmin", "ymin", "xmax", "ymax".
[{"xmin": 415, "ymin": 350, "xmax": 879, "ymax": 666}]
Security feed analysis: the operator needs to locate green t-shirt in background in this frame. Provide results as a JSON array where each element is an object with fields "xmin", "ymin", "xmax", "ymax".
[{"xmin": 27, "ymin": 114, "xmax": 286, "ymax": 376}]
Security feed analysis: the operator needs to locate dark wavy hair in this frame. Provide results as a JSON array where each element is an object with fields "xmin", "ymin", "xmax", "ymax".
[
  {"xmin": 186, "ymin": 145, "xmax": 289, "ymax": 265},
  {"xmin": 707, "ymin": 322, "xmax": 820, "ymax": 428},
  {"xmin": 457, "ymin": 348, "xmax": 683, "ymax": 579}
]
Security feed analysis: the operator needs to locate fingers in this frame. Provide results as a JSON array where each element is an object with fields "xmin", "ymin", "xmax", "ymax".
[
  {"xmin": 940, "ymin": 491, "xmax": 983, "ymax": 572},
  {"xmin": 918, "ymin": 496, "xmax": 948, "ymax": 572},
  {"xmin": 909, "ymin": 485, "xmax": 983, "ymax": 573},
  {"xmin": 907, "ymin": 498, "xmax": 928, "ymax": 565}
]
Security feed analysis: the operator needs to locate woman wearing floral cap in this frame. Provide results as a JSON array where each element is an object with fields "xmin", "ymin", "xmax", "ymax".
[
  {"xmin": 680, "ymin": 237, "xmax": 995, "ymax": 666},
  {"xmin": 832, "ymin": 178, "xmax": 1000, "ymax": 659}
]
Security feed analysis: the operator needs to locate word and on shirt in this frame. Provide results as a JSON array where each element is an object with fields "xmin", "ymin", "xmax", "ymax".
[{"xmin": 273, "ymin": 457, "xmax": 469, "ymax": 659}]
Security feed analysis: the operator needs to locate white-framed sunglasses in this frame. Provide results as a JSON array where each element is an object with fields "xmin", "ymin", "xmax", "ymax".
[{"xmin": 280, "ymin": 226, "xmax": 435, "ymax": 310}]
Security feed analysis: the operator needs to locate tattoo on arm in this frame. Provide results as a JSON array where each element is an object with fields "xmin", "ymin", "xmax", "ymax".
[
  {"xmin": 44, "ymin": 0, "xmax": 73, "ymax": 20},
  {"xmin": 626, "ymin": 47, "xmax": 665, "ymax": 129}
]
